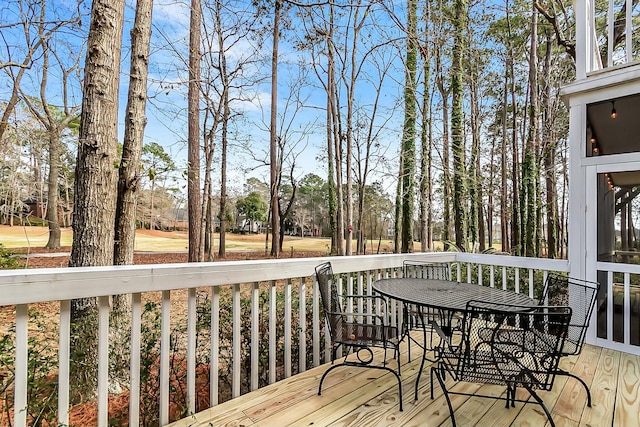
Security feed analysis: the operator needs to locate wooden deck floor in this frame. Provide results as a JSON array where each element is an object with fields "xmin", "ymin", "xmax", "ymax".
[{"xmin": 168, "ymin": 334, "xmax": 640, "ymax": 427}]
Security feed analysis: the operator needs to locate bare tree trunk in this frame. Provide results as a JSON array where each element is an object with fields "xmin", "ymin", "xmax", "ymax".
[
  {"xmin": 419, "ymin": 0, "xmax": 431, "ymax": 252},
  {"xmin": 488, "ymin": 135, "xmax": 496, "ymax": 249},
  {"xmin": 17, "ymin": 6, "xmax": 81, "ymax": 249},
  {"xmin": 114, "ymin": 0, "xmax": 153, "ymax": 261},
  {"xmin": 69, "ymin": 0, "xmax": 125, "ymax": 401},
  {"xmin": 522, "ymin": 2, "xmax": 538, "ymax": 257},
  {"xmin": 394, "ymin": 151, "xmax": 402, "ymax": 253},
  {"xmin": 506, "ymin": 3, "xmax": 520, "ymax": 254},
  {"xmin": 188, "ymin": 0, "xmax": 202, "ymax": 262},
  {"xmin": 45, "ymin": 131, "xmax": 62, "ymax": 248},
  {"xmin": 269, "ymin": 0, "xmax": 281, "ymax": 257},
  {"xmin": 218, "ymin": 92, "xmax": 229, "ymax": 258},
  {"xmin": 112, "ymin": 0, "xmax": 152, "ymax": 388},
  {"xmin": 326, "ymin": 9, "xmax": 338, "ymax": 255},
  {"xmin": 400, "ymin": 0, "xmax": 417, "ymax": 254},
  {"xmin": 468, "ymin": 57, "xmax": 484, "ymax": 252},
  {"xmin": 427, "ymin": 97, "xmax": 434, "ymax": 249},
  {"xmin": 501, "ymin": 69, "xmax": 509, "ymax": 251},
  {"xmin": 435, "ymin": 44, "xmax": 451, "ymax": 244},
  {"xmin": 542, "ymin": 33, "xmax": 558, "ymax": 259},
  {"xmin": 451, "ymin": 0, "xmax": 467, "ymax": 251},
  {"xmin": 343, "ymin": 4, "xmax": 369, "ymax": 256},
  {"xmin": 334, "ymin": 104, "xmax": 345, "ymax": 256}
]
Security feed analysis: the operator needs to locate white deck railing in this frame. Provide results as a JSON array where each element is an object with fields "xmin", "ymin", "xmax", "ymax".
[
  {"xmin": 595, "ymin": 260, "xmax": 640, "ymax": 356},
  {"xmin": 0, "ymin": 252, "xmax": 571, "ymax": 427},
  {"xmin": 578, "ymin": 0, "xmax": 639, "ymax": 77}
]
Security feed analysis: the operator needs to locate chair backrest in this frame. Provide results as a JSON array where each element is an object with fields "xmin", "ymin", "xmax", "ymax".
[
  {"xmin": 456, "ymin": 301, "xmax": 572, "ymax": 390},
  {"xmin": 403, "ymin": 260, "xmax": 450, "ymax": 280},
  {"xmin": 315, "ymin": 262, "xmax": 342, "ymax": 337},
  {"xmin": 538, "ymin": 274, "xmax": 599, "ymax": 356}
]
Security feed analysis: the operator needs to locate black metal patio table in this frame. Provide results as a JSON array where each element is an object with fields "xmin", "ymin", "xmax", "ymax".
[{"xmin": 372, "ymin": 278, "xmax": 537, "ymax": 400}]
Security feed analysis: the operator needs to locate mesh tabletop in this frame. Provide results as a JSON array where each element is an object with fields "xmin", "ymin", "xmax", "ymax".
[{"xmin": 372, "ymin": 278, "xmax": 536, "ymax": 312}]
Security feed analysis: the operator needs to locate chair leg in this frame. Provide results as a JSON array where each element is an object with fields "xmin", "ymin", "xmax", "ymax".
[
  {"xmin": 393, "ymin": 365, "xmax": 404, "ymax": 412},
  {"xmin": 415, "ymin": 321, "xmax": 430, "ymax": 401},
  {"xmin": 523, "ymin": 383, "xmax": 556, "ymax": 427},
  {"xmin": 555, "ymin": 369, "xmax": 592, "ymax": 407},
  {"xmin": 504, "ymin": 385, "xmax": 510, "ymax": 408},
  {"xmin": 318, "ymin": 364, "xmax": 343, "ymax": 396},
  {"xmin": 433, "ymin": 365, "xmax": 457, "ymax": 427}
]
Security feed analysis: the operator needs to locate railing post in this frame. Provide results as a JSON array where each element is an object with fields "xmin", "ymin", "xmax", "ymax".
[
  {"xmin": 14, "ymin": 304, "xmax": 28, "ymax": 427},
  {"xmin": 58, "ymin": 300, "xmax": 71, "ymax": 427}
]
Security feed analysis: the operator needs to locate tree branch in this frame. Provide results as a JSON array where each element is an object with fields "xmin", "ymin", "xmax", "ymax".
[{"xmin": 534, "ymin": 1, "xmax": 575, "ymax": 60}]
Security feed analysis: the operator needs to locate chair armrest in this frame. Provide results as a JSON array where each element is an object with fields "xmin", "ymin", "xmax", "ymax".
[
  {"xmin": 344, "ymin": 294, "xmax": 388, "ymax": 303},
  {"xmin": 343, "ymin": 294, "xmax": 390, "ymax": 313}
]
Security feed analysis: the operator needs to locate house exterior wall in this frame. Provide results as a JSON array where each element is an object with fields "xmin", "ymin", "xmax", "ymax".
[{"xmin": 564, "ymin": 0, "xmax": 640, "ymax": 354}]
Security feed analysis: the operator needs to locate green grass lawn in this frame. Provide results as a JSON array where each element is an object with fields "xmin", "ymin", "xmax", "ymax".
[
  {"xmin": 1, "ymin": 225, "xmax": 444, "ymax": 253},
  {"xmin": 0, "ymin": 225, "xmax": 361, "ymax": 253}
]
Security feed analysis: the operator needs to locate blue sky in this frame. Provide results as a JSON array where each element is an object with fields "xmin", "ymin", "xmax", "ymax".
[{"xmin": 1, "ymin": 0, "xmax": 450, "ymax": 199}]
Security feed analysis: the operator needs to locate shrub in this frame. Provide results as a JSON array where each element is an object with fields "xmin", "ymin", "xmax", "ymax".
[{"xmin": 0, "ymin": 245, "xmax": 22, "ymax": 269}]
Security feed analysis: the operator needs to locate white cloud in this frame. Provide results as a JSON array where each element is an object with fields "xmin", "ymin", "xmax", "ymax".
[{"xmin": 153, "ymin": 0, "xmax": 191, "ymax": 28}]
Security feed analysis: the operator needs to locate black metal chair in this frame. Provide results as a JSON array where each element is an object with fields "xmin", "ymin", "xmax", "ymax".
[
  {"xmin": 402, "ymin": 261, "xmax": 453, "ymax": 360},
  {"xmin": 431, "ymin": 300, "xmax": 572, "ymax": 427},
  {"xmin": 314, "ymin": 262, "xmax": 404, "ymax": 410},
  {"xmin": 539, "ymin": 273, "xmax": 600, "ymax": 406},
  {"xmin": 403, "ymin": 260, "xmax": 451, "ymax": 281}
]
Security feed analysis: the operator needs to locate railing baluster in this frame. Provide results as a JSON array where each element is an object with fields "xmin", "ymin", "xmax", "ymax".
[
  {"xmin": 160, "ymin": 290, "xmax": 171, "ymax": 425},
  {"xmin": 129, "ymin": 293, "xmax": 141, "ymax": 427},
  {"xmin": 528, "ymin": 269, "xmax": 534, "ymax": 299},
  {"xmin": 58, "ymin": 300, "xmax": 71, "ymax": 427},
  {"xmin": 186, "ymin": 287, "xmax": 196, "ymax": 414},
  {"xmin": 357, "ymin": 273, "xmax": 363, "ymax": 319},
  {"xmin": 501, "ymin": 266, "xmax": 507, "ymax": 290},
  {"xmin": 626, "ymin": 0, "xmax": 632, "ymax": 63},
  {"xmin": 232, "ymin": 284, "xmax": 241, "ymax": 396},
  {"xmin": 312, "ymin": 276, "xmax": 321, "ymax": 366},
  {"xmin": 608, "ymin": 0, "xmax": 614, "ymax": 67},
  {"xmin": 515, "ymin": 268, "xmax": 520, "ymax": 294},
  {"xmin": 269, "ymin": 281, "xmax": 276, "ymax": 384},
  {"xmin": 210, "ymin": 286, "xmax": 219, "ymax": 406},
  {"xmin": 298, "ymin": 277, "xmax": 306, "ymax": 373},
  {"xmin": 251, "ymin": 282, "xmax": 259, "ymax": 391},
  {"xmin": 284, "ymin": 278, "xmax": 292, "ymax": 378},
  {"xmin": 489, "ymin": 265, "xmax": 496, "ymax": 288},
  {"xmin": 366, "ymin": 270, "xmax": 372, "ymax": 315},
  {"xmin": 14, "ymin": 304, "xmax": 28, "ymax": 427},
  {"xmin": 478, "ymin": 264, "xmax": 483, "ymax": 287},
  {"xmin": 607, "ymin": 271, "xmax": 614, "ymax": 340},
  {"xmin": 624, "ymin": 272, "xmax": 631, "ymax": 344},
  {"xmin": 97, "ymin": 295, "xmax": 110, "ymax": 427}
]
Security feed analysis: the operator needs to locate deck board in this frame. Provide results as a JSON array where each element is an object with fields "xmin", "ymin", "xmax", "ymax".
[
  {"xmin": 580, "ymin": 347, "xmax": 618, "ymax": 427},
  {"xmin": 167, "ymin": 340, "xmax": 640, "ymax": 427},
  {"xmin": 614, "ymin": 351, "xmax": 640, "ymax": 427},
  {"xmin": 554, "ymin": 344, "xmax": 600, "ymax": 422}
]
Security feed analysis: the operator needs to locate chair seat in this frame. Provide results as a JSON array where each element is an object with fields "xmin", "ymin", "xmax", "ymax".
[{"xmin": 334, "ymin": 322, "xmax": 400, "ymax": 347}]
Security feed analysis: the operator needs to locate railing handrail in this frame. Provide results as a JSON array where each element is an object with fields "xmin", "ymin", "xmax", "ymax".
[
  {"xmin": 0, "ymin": 252, "xmax": 458, "ymax": 306},
  {"xmin": 455, "ymin": 253, "xmax": 569, "ymax": 271}
]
